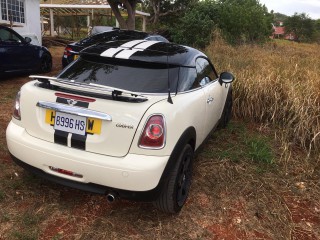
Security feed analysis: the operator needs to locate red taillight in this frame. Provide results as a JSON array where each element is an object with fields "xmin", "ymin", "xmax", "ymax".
[
  {"xmin": 13, "ymin": 91, "xmax": 21, "ymax": 120},
  {"xmin": 139, "ymin": 115, "xmax": 166, "ymax": 149},
  {"xmin": 64, "ymin": 47, "xmax": 72, "ymax": 57}
]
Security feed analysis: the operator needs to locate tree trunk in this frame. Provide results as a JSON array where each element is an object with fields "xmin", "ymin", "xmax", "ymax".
[
  {"xmin": 123, "ymin": 1, "xmax": 136, "ymax": 30},
  {"xmin": 150, "ymin": 0, "xmax": 160, "ymax": 24},
  {"xmin": 153, "ymin": 2, "xmax": 161, "ymax": 24},
  {"xmin": 108, "ymin": 0, "xmax": 137, "ymax": 30},
  {"xmin": 109, "ymin": 0, "xmax": 127, "ymax": 29}
]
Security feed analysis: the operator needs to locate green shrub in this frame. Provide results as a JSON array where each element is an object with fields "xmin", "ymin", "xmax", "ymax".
[
  {"xmin": 169, "ymin": 0, "xmax": 272, "ymax": 47},
  {"xmin": 170, "ymin": 0, "xmax": 218, "ymax": 48}
]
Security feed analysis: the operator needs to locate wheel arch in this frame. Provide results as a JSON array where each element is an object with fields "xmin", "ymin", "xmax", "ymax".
[
  {"xmin": 157, "ymin": 126, "xmax": 196, "ymax": 188},
  {"xmin": 217, "ymin": 84, "xmax": 233, "ymax": 129},
  {"xmin": 39, "ymin": 48, "xmax": 52, "ymax": 73}
]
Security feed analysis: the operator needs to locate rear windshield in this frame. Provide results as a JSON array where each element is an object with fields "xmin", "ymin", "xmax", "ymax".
[{"xmin": 58, "ymin": 57, "xmax": 192, "ymax": 93}]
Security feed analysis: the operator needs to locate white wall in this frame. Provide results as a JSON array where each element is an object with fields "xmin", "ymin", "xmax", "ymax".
[
  {"xmin": 0, "ymin": 0, "xmax": 42, "ymax": 45},
  {"xmin": 14, "ymin": 0, "xmax": 41, "ymax": 45}
]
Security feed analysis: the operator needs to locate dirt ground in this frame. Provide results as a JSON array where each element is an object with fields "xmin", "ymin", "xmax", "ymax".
[{"xmin": 0, "ymin": 47, "xmax": 319, "ymax": 240}]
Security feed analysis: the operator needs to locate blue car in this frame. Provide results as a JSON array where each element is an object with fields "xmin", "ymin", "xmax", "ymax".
[{"xmin": 0, "ymin": 26, "xmax": 52, "ymax": 76}]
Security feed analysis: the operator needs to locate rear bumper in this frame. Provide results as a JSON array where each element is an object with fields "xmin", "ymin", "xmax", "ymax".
[{"xmin": 6, "ymin": 121, "xmax": 169, "ymax": 200}]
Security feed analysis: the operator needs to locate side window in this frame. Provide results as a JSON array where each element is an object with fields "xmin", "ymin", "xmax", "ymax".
[
  {"xmin": 157, "ymin": 36, "xmax": 169, "ymax": 43},
  {"xmin": 195, "ymin": 58, "xmax": 217, "ymax": 86},
  {"xmin": 177, "ymin": 67, "xmax": 198, "ymax": 92},
  {"xmin": 0, "ymin": 29, "xmax": 21, "ymax": 43},
  {"xmin": 145, "ymin": 36, "xmax": 156, "ymax": 41}
]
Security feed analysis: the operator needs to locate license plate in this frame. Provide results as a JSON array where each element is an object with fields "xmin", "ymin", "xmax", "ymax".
[
  {"xmin": 46, "ymin": 110, "xmax": 102, "ymax": 135},
  {"xmin": 54, "ymin": 112, "xmax": 86, "ymax": 135}
]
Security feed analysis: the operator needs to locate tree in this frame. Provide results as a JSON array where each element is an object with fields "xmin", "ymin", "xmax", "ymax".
[
  {"xmin": 216, "ymin": 0, "xmax": 273, "ymax": 44},
  {"xmin": 273, "ymin": 12, "xmax": 288, "ymax": 25},
  {"xmin": 284, "ymin": 13, "xmax": 314, "ymax": 42},
  {"xmin": 170, "ymin": 0, "xmax": 273, "ymax": 47},
  {"xmin": 147, "ymin": 0, "xmax": 195, "ymax": 24},
  {"xmin": 148, "ymin": 0, "xmax": 161, "ymax": 24},
  {"xmin": 170, "ymin": 0, "xmax": 218, "ymax": 48},
  {"xmin": 108, "ymin": 0, "xmax": 139, "ymax": 30},
  {"xmin": 313, "ymin": 19, "xmax": 320, "ymax": 42},
  {"xmin": 315, "ymin": 19, "xmax": 320, "ymax": 32}
]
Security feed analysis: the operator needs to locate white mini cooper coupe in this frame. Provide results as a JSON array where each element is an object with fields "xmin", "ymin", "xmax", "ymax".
[{"xmin": 6, "ymin": 40, "xmax": 234, "ymax": 213}]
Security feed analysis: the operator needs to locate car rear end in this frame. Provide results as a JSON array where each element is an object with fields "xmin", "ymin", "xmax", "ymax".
[
  {"xmin": 7, "ymin": 81, "xmax": 170, "ymax": 199},
  {"xmin": 62, "ymin": 42, "xmax": 82, "ymax": 68},
  {"xmin": 7, "ymin": 41, "xmax": 182, "ymax": 201}
]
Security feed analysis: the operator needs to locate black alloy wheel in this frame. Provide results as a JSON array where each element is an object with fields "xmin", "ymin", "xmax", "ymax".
[
  {"xmin": 154, "ymin": 144, "xmax": 194, "ymax": 213},
  {"xmin": 176, "ymin": 145, "xmax": 193, "ymax": 207},
  {"xmin": 218, "ymin": 86, "xmax": 233, "ymax": 129},
  {"xmin": 40, "ymin": 53, "xmax": 52, "ymax": 73}
]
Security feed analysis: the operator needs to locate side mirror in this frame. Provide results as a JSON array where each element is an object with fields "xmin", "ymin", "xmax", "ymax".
[
  {"xmin": 24, "ymin": 37, "xmax": 32, "ymax": 44},
  {"xmin": 219, "ymin": 72, "xmax": 234, "ymax": 85}
]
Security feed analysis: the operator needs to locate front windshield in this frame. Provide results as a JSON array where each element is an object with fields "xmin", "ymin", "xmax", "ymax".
[{"xmin": 58, "ymin": 57, "xmax": 181, "ymax": 93}]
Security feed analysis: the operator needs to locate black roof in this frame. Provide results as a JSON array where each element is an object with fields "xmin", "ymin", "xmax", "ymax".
[
  {"xmin": 80, "ymin": 40, "xmax": 206, "ymax": 67},
  {"xmin": 77, "ymin": 29, "xmax": 150, "ymax": 47}
]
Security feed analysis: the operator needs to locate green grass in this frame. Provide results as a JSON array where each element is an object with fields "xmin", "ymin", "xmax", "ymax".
[
  {"xmin": 11, "ymin": 230, "xmax": 39, "ymax": 240},
  {"xmin": 247, "ymin": 137, "xmax": 274, "ymax": 164},
  {"xmin": 21, "ymin": 211, "xmax": 41, "ymax": 227},
  {"xmin": 9, "ymin": 209, "xmax": 44, "ymax": 240},
  {"xmin": 200, "ymin": 121, "xmax": 274, "ymax": 167},
  {"xmin": 0, "ymin": 210, "xmax": 10, "ymax": 223}
]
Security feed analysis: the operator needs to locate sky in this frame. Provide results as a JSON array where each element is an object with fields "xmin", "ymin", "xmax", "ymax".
[{"xmin": 259, "ymin": 0, "xmax": 320, "ymax": 19}]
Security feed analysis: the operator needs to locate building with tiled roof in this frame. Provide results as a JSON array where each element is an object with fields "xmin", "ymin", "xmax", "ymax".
[{"xmin": 272, "ymin": 27, "xmax": 296, "ymax": 40}]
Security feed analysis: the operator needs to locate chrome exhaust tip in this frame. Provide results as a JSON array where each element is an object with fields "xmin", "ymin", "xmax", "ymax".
[{"xmin": 106, "ymin": 193, "xmax": 116, "ymax": 203}]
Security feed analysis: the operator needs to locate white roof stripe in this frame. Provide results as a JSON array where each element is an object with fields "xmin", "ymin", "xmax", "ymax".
[
  {"xmin": 100, "ymin": 47, "xmax": 124, "ymax": 58},
  {"xmin": 121, "ymin": 40, "xmax": 147, "ymax": 48},
  {"xmin": 115, "ymin": 49, "xmax": 142, "ymax": 59},
  {"xmin": 134, "ymin": 40, "xmax": 159, "ymax": 50},
  {"xmin": 99, "ymin": 40, "xmax": 160, "ymax": 59}
]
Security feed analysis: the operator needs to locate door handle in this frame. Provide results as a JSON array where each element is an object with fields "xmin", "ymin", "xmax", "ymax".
[{"xmin": 207, "ymin": 97, "xmax": 214, "ymax": 104}]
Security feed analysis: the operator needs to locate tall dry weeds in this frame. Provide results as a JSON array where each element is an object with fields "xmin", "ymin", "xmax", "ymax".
[{"xmin": 206, "ymin": 35, "xmax": 320, "ymax": 154}]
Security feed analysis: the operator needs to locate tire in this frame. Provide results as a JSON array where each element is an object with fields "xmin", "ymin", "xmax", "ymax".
[
  {"xmin": 40, "ymin": 53, "xmax": 52, "ymax": 73},
  {"xmin": 218, "ymin": 86, "xmax": 233, "ymax": 129},
  {"xmin": 153, "ymin": 144, "xmax": 194, "ymax": 213}
]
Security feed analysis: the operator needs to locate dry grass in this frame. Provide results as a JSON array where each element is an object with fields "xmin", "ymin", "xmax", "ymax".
[
  {"xmin": 206, "ymin": 37, "xmax": 320, "ymax": 154},
  {"xmin": 0, "ymin": 46, "xmax": 319, "ymax": 239}
]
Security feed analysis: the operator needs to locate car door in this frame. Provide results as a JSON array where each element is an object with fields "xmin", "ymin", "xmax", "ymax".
[
  {"xmin": 0, "ymin": 27, "xmax": 37, "ymax": 73},
  {"xmin": 195, "ymin": 57, "xmax": 223, "ymax": 133}
]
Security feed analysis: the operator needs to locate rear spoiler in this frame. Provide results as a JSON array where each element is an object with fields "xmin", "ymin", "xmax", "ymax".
[{"xmin": 30, "ymin": 75, "xmax": 149, "ymax": 101}]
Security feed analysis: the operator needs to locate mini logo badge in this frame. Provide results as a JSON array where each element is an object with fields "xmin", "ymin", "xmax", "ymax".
[{"xmin": 67, "ymin": 99, "xmax": 78, "ymax": 106}]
